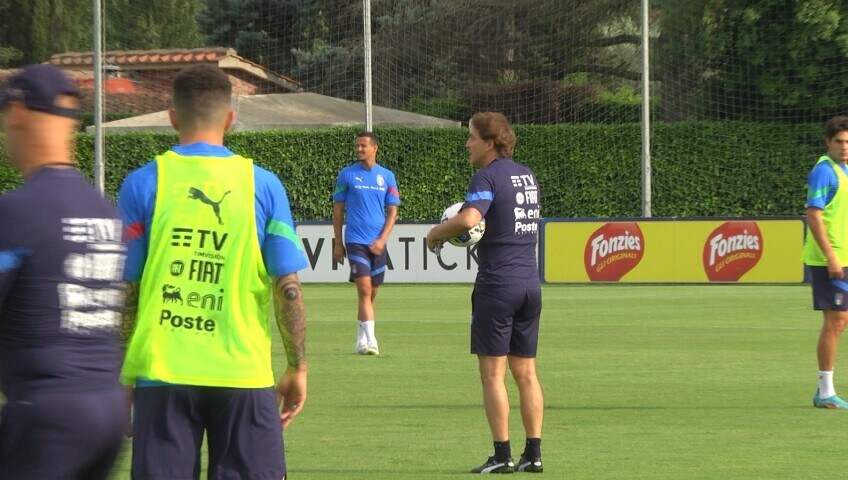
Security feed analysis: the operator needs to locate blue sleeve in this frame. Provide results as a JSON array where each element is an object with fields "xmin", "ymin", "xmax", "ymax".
[
  {"xmin": 118, "ymin": 163, "xmax": 156, "ymax": 282},
  {"xmin": 463, "ymin": 171, "xmax": 495, "ymax": 217},
  {"xmin": 332, "ymin": 169, "xmax": 348, "ymax": 203},
  {"xmin": 385, "ymin": 170, "xmax": 401, "ymax": 207},
  {"xmin": 255, "ymin": 167, "xmax": 308, "ymax": 276},
  {"xmin": 807, "ymin": 162, "xmax": 838, "ymax": 210}
]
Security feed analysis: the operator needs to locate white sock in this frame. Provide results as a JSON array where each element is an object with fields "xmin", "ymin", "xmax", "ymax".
[
  {"xmin": 357, "ymin": 321, "xmax": 368, "ymax": 345},
  {"xmin": 819, "ymin": 371, "xmax": 836, "ymax": 397},
  {"xmin": 362, "ymin": 320, "xmax": 376, "ymax": 345}
]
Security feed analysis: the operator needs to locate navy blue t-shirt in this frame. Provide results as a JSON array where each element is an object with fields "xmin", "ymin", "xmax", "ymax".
[
  {"xmin": 0, "ymin": 168, "xmax": 125, "ymax": 398},
  {"xmin": 463, "ymin": 158, "xmax": 540, "ymax": 286}
]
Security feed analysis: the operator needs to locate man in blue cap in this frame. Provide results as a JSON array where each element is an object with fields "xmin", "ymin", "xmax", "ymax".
[{"xmin": 0, "ymin": 64, "xmax": 127, "ymax": 479}]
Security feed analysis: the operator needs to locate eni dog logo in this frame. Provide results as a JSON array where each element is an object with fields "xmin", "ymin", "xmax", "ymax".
[
  {"xmin": 702, "ymin": 222, "xmax": 763, "ymax": 281},
  {"xmin": 584, "ymin": 222, "xmax": 644, "ymax": 281}
]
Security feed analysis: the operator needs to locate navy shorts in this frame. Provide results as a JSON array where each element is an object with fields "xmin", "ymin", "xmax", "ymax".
[
  {"xmin": 346, "ymin": 243, "xmax": 387, "ymax": 286},
  {"xmin": 0, "ymin": 387, "xmax": 125, "ymax": 480},
  {"xmin": 470, "ymin": 285, "xmax": 543, "ymax": 357},
  {"xmin": 132, "ymin": 386, "xmax": 285, "ymax": 480},
  {"xmin": 809, "ymin": 266, "xmax": 848, "ymax": 311}
]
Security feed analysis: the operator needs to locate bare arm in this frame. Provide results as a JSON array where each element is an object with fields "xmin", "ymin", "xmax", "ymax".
[
  {"xmin": 332, "ymin": 201, "xmax": 346, "ymax": 264},
  {"xmin": 121, "ymin": 281, "xmax": 140, "ymax": 348},
  {"xmin": 120, "ymin": 281, "xmax": 140, "ymax": 436},
  {"xmin": 807, "ymin": 207, "xmax": 843, "ymax": 278},
  {"xmin": 272, "ymin": 273, "xmax": 307, "ymax": 429},
  {"xmin": 370, "ymin": 205, "xmax": 398, "ymax": 254}
]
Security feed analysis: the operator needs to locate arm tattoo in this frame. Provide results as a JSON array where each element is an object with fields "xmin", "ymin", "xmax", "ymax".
[
  {"xmin": 121, "ymin": 282, "xmax": 140, "ymax": 349},
  {"xmin": 273, "ymin": 274, "xmax": 307, "ymax": 368}
]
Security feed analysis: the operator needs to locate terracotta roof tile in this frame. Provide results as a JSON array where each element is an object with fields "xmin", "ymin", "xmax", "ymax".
[
  {"xmin": 46, "ymin": 47, "xmax": 302, "ymax": 92},
  {"xmin": 49, "ymin": 47, "xmax": 237, "ymax": 67}
]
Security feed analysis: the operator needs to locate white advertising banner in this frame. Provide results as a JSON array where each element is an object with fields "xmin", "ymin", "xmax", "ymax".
[{"xmin": 295, "ymin": 222, "xmax": 479, "ymax": 283}]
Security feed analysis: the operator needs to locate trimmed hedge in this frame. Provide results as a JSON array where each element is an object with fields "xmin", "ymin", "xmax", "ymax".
[{"xmin": 0, "ymin": 122, "xmax": 820, "ymax": 220}]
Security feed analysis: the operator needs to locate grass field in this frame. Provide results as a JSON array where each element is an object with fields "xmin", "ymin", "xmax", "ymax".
[{"xmin": 108, "ymin": 283, "xmax": 848, "ymax": 479}]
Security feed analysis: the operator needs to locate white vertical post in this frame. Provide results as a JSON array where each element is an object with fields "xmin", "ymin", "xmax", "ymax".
[
  {"xmin": 93, "ymin": 0, "xmax": 104, "ymax": 194},
  {"xmin": 363, "ymin": 0, "xmax": 373, "ymax": 131},
  {"xmin": 640, "ymin": 0, "xmax": 651, "ymax": 217}
]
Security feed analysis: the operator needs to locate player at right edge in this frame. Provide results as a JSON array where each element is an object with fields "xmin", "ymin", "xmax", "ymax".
[
  {"xmin": 427, "ymin": 112, "xmax": 545, "ymax": 473},
  {"xmin": 805, "ymin": 115, "xmax": 848, "ymax": 409}
]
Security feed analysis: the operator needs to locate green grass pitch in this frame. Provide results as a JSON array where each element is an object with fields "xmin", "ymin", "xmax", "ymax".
[{"xmin": 109, "ymin": 283, "xmax": 845, "ymax": 479}]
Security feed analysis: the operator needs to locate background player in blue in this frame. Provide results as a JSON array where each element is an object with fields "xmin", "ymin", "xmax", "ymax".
[
  {"xmin": 804, "ymin": 115, "xmax": 848, "ymax": 409},
  {"xmin": 427, "ymin": 112, "xmax": 545, "ymax": 474},
  {"xmin": 0, "ymin": 65, "xmax": 126, "ymax": 479},
  {"xmin": 119, "ymin": 65, "xmax": 308, "ymax": 479},
  {"xmin": 332, "ymin": 132, "xmax": 401, "ymax": 355}
]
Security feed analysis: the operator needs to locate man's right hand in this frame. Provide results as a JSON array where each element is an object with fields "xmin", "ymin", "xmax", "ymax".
[
  {"xmin": 828, "ymin": 257, "xmax": 844, "ymax": 279},
  {"xmin": 333, "ymin": 242, "xmax": 346, "ymax": 264},
  {"xmin": 124, "ymin": 386, "xmax": 134, "ymax": 437},
  {"xmin": 276, "ymin": 366, "xmax": 307, "ymax": 430}
]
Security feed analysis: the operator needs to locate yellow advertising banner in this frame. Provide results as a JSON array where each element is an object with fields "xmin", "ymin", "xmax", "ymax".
[{"xmin": 542, "ymin": 218, "xmax": 804, "ymax": 283}]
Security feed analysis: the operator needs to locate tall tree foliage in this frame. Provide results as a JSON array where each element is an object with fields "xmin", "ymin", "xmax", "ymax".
[
  {"xmin": 104, "ymin": 0, "xmax": 204, "ymax": 50},
  {"xmin": 0, "ymin": 0, "xmax": 90, "ymax": 64},
  {"xmin": 0, "ymin": 0, "xmax": 203, "ymax": 65},
  {"xmin": 655, "ymin": 0, "xmax": 848, "ymax": 121},
  {"xmin": 199, "ymin": 0, "xmax": 332, "ymax": 73},
  {"xmin": 197, "ymin": 0, "xmax": 641, "ymax": 108}
]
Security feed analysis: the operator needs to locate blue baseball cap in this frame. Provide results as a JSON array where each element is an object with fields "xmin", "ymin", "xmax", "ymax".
[{"xmin": 0, "ymin": 64, "xmax": 80, "ymax": 118}]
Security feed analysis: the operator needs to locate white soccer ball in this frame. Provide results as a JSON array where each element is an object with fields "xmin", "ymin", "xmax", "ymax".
[{"xmin": 441, "ymin": 202, "xmax": 486, "ymax": 247}]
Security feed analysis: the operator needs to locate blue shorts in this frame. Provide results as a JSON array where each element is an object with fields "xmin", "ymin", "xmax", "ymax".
[
  {"xmin": 809, "ymin": 266, "xmax": 848, "ymax": 311},
  {"xmin": 131, "ymin": 386, "xmax": 285, "ymax": 480},
  {"xmin": 346, "ymin": 243, "xmax": 387, "ymax": 286},
  {"xmin": 470, "ymin": 285, "xmax": 542, "ymax": 357},
  {"xmin": 0, "ymin": 387, "xmax": 125, "ymax": 480}
]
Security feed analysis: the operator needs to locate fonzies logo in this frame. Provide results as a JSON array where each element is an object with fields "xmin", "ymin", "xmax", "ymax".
[
  {"xmin": 584, "ymin": 222, "xmax": 645, "ymax": 281},
  {"xmin": 703, "ymin": 222, "xmax": 763, "ymax": 281}
]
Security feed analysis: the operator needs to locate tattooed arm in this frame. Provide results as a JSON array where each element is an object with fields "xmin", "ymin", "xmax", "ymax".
[
  {"xmin": 272, "ymin": 273, "xmax": 307, "ymax": 429},
  {"xmin": 120, "ymin": 281, "xmax": 140, "ymax": 437},
  {"xmin": 121, "ymin": 281, "xmax": 140, "ymax": 349}
]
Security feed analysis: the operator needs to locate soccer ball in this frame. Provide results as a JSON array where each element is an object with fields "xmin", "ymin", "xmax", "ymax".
[{"xmin": 441, "ymin": 202, "xmax": 486, "ymax": 247}]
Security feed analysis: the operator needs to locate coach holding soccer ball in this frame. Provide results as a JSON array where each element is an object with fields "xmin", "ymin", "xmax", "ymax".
[{"xmin": 427, "ymin": 112, "xmax": 545, "ymax": 474}]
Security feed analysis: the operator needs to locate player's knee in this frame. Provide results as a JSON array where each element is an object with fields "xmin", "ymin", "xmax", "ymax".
[{"xmin": 826, "ymin": 311, "xmax": 848, "ymax": 330}]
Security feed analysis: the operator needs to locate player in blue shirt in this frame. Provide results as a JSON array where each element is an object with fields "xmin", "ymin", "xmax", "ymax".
[
  {"xmin": 804, "ymin": 115, "xmax": 848, "ymax": 409},
  {"xmin": 428, "ymin": 112, "xmax": 544, "ymax": 474},
  {"xmin": 332, "ymin": 132, "xmax": 401, "ymax": 355},
  {"xmin": 0, "ymin": 65, "xmax": 126, "ymax": 479},
  {"xmin": 118, "ymin": 65, "xmax": 309, "ymax": 479}
]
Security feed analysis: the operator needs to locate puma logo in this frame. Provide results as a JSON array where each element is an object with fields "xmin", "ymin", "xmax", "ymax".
[{"xmin": 188, "ymin": 187, "xmax": 231, "ymax": 225}]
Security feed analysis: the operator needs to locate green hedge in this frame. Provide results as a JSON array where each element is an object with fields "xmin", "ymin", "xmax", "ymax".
[{"xmin": 0, "ymin": 122, "xmax": 820, "ymax": 220}]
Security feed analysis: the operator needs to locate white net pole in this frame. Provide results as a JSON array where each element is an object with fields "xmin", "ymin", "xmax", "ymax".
[
  {"xmin": 640, "ymin": 0, "xmax": 651, "ymax": 218},
  {"xmin": 363, "ymin": 0, "xmax": 373, "ymax": 130},
  {"xmin": 93, "ymin": 0, "xmax": 104, "ymax": 194}
]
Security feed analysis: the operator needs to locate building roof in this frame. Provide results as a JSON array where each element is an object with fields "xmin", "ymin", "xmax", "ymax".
[
  {"xmin": 87, "ymin": 92, "xmax": 460, "ymax": 132},
  {"xmin": 49, "ymin": 47, "xmax": 302, "ymax": 93}
]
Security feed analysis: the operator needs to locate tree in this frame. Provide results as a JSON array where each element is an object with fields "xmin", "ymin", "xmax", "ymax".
[
  {"xmin": 200, "ymin": 0, "xmax": 325, "ymax": 72},
  {"xmin": 654, "ymin": 0, "xmax": 848, "ymax": 121},
  {"xmin": 0, "ymin": 0, "xmax": 203, "ymax": 66},
  {"xmin": 104, "ymin": 0, "xmax": 204, "ymax": 50},
  {"xmin": 196, "ymin": 0, "xmax": 645, "ymax": 119},
  {"xmin": 0, "ymin": 45, "xmax": 22, "ymax": 67},
  {"xmin": 0, "ymin": 0, "xmax": 90, "ymax": 64},
  {"xmin": 366, "ymin": 0, "xmax": 641, "ymax": 111}
]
